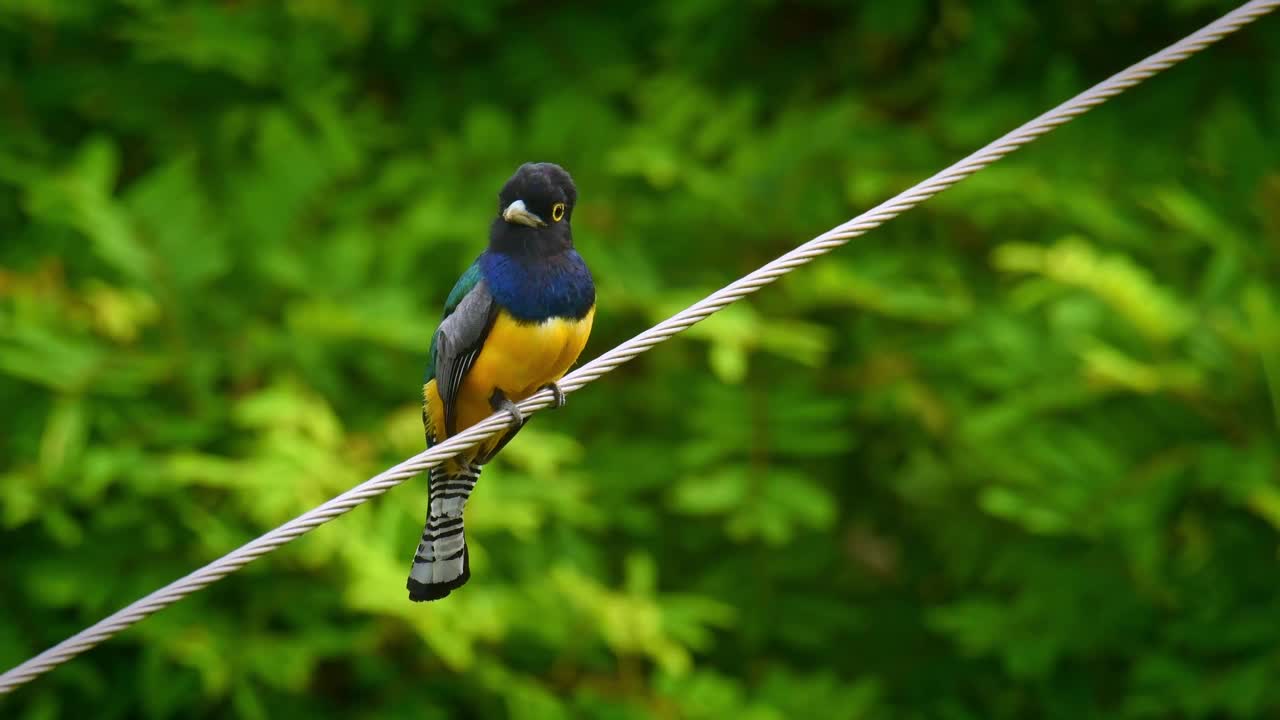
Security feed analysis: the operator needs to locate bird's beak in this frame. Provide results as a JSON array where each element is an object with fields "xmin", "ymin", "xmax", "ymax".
[{"xmin": 502, "ymin": 199, "xmax": 546, "ymax": 228}]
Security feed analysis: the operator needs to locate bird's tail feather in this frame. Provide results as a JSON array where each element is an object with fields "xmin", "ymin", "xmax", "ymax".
[{"xmin": 406, "ymin": 463, "xmax": 480, "ymax": 601}]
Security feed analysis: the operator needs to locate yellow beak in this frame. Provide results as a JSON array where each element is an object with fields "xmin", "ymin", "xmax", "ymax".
[{"xmin": 502, "ymin": 199, "xmax": 546, "ymax": 228}]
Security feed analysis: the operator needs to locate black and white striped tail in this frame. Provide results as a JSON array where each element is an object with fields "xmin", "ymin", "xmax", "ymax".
[{"xmin": 407, "ymin": 463, "xmax": 480, "ymax": 601}]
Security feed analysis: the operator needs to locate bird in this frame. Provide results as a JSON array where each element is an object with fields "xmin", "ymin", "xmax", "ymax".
[{"xmin": 407, "ymin": 162, "xmax": 596, "ymax": 601}]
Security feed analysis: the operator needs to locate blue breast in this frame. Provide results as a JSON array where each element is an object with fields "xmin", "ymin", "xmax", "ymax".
[{"xmin": 479, "ymin": 250, "xmax": 596, "ymax": 323}]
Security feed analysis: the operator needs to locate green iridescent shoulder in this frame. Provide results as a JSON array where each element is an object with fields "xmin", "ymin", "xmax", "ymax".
[
  {"xmin": 443, "ymin": 260, "xmax": 484, "ymax": 317},
  {"xmin": 425, "ymin": 260, "xmax": 484, "ymax": 382}
]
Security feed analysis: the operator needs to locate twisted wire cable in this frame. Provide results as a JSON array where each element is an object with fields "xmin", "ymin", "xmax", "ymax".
[{"xmin": 3, "ymin": 0, "xmax": 1275, "ymax": 694}]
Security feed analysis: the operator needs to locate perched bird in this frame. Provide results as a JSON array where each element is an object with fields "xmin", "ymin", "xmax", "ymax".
[{"xmin": 408, "ymin": 162, "xmax": 596, "ymax": 601}]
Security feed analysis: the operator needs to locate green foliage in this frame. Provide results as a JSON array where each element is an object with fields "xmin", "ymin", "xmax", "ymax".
[{"xmin": 2, "ymin": 0, "xmax": 1279, "ymax": 717}]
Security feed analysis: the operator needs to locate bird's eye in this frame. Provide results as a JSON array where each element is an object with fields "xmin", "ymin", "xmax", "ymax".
[{"xmin": 551, "ymin": 203, "xmax": 566, "ymax": 222}]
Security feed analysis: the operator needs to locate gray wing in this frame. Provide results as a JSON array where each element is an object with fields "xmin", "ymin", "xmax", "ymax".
[{"xmin": 434, "ymin": 279, "xmax": 498, "ymax": 436}]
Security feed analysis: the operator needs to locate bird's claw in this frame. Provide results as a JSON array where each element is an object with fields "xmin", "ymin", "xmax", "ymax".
[
  {"xmin": 540, "ymin": 382, "xmax": 566, "ymax": 409},
  {"xmin": 489, "ymin": 390, "xmax": 525, "ymax": 431},
  {"xmin": 489, "ymin": 384, "xmax": 564, "ymax": 431}
]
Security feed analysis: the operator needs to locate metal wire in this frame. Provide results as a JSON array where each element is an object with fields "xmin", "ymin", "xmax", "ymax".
[{"xmin": 3, "ymin": 0, "xmax": 1275, "ymax": 695}]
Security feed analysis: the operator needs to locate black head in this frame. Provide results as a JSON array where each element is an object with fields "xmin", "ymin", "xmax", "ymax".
[{"xmin": 490, "ymin": 162, "xmax": 577, "ymax": 257}]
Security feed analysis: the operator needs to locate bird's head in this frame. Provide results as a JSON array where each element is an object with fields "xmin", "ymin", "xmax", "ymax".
[{"xmin": 490, "ymin": 162, "xmax": 577, "ymax": 256}]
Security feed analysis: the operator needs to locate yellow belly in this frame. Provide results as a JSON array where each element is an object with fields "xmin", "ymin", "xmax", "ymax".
[{"xmin": 423, "ymin": 306, "xmax": 594, "ymax": 468}]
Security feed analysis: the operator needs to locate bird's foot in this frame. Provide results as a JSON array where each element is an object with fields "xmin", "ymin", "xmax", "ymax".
[
  {"xmin": 539, "ymin": 382, "xmax": 566, "ymax": 409},
  {"xmin": 489, "ymin": 390, "xmax": 524, "ymax": 431}
]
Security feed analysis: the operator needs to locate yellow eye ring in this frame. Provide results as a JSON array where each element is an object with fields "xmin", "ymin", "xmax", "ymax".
[{"xmin": 551, "ymin": 203, "xmax": 566, "ymax": 222}]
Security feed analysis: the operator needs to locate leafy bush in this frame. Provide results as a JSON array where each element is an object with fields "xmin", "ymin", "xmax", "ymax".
[{"xmin": 2, "ymin": 1, "xmax": 1278, "ymax": 717}]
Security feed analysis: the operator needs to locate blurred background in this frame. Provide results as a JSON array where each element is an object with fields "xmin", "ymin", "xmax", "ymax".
[{"xmin": 2, "ymin": 1, "xmax": 1279, "ymax": 717}]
